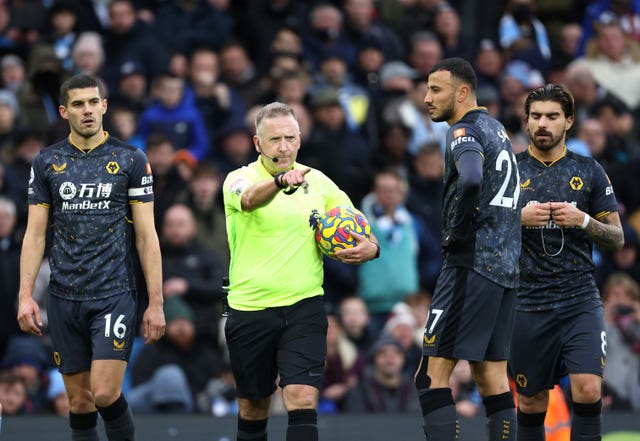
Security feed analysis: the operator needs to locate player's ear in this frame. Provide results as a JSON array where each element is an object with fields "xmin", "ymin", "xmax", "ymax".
[
  {"xmin": 253, "ymin": 135, "xmax": 261, "ymax": 153},
  {"xmin": 565, "ymin": 115, "xmax": 574, "ymax": 132},
  {"xmin": 59, "ymin": 105, "xmax": 69, "ymax": 120}
]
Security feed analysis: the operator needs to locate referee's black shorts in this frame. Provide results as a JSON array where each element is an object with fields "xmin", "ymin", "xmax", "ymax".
[{"xmin": 224, "ymin": 295, "xmax": 328, "ymax": 401}]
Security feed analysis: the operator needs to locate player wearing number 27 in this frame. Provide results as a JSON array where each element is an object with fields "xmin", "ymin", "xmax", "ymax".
[
  {"xmin": 509, "ymin": 84, "xmax": 624, "ymax": 441},
  {"xmin": 17, "ymin": 74, "xmax": 165, "ymax": 441},
  {"xmin": 414, "ymin": 58, "xmax": 521, "ymax": 441}
]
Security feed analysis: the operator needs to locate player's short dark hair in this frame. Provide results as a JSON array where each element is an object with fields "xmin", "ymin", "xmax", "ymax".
[
  {"xmin": 428, "ymin": 57, "xmax": 477, "ymax": 92},
  {"xmin": 525, "ymin": 83, "xmax": 575, "ymax": 119},
  {"xmin": 59, "ymin": 74, "xmax": 105, "ymax": 106}
]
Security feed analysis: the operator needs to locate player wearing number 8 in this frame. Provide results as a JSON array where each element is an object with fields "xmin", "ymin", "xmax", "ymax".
[
  {"xmin": 510, "ymin": 84, "xmax": 624, "ymax": 441},
  {"xmin": 17, "ymin": 74, "xmax": 165, "ymax": 441},
  {"xmin": 414, "ymin": 58, "xmax": 521, "ymax": 441}
]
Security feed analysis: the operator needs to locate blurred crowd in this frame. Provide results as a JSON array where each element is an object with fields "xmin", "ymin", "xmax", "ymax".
[{"xmin": 1, "ymin": 0, "xmax": 640, "ymax": 421}]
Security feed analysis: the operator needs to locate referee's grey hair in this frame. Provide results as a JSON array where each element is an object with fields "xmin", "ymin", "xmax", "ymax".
[{"xmin": 254, "ymin": 102, "xmax": 299, "ymax": 136}]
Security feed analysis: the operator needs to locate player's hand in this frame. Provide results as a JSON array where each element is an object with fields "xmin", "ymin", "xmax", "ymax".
[
  {"xmin": 334, "ymin": 231, "xmax": 377, "ymax": 264},
  {"xmin": 521, "ymin": 201, "xmax": 551, "ymax": 227},
  {"xmin": 549, "ymin": 202, "xmax": 584, "ymax": 228},
  {"xmin": 142, "ymin": 304, "xmax": 166, "ymax": 345},
  {"xmin": 17, "ymin": 296, "xmax": 43, "ymax": 336}
]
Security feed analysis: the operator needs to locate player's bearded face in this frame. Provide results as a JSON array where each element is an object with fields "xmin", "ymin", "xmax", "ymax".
[{"xmin": 526, "ymin": 101, "xmax": 570, "ymax": 151}]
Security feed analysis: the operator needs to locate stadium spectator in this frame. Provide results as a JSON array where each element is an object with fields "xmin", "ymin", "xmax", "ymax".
[
  {"xmin": 1, "ymin": 335, "xmax": 50, "ymax": 414},
  {"xmin": 320, "ymin": 313, "xmax": 365, "ymax": 413},
  {"xmin": 432, "ymin": 2, "xmax": 475, "ymax": 61},
  {"xmin": 129, "ymin": 296, "xmax": 223, "ymax": 413},
  {"xmin": 299, "ymin": 86, "xmax": 373, "ymax": 205},
  {"xmin": 219, "ymin": 41, "xmax": 271, "ymax": 109},
  {"xmin": 0, "ymin": 89, "xmax": 21, "ymax": 155},
  {"xmin": 109, "ymin": 59, "xmax": 150, "ymax": 117},
  {"xmin": 69, "ymin": 31, "xmax": 104, "ymax": 77},
  {"xmin": 601, "ymin": 272, "xmax": 640, "ymax": 410},
  {"xmin": 302, "ymin": 3, "xmax": 358, "ymax": 73},
  {"xmin": 101, "ymin": 0, "xmax": 170, "ymax": 94},
  {"xmin": 358, "ymin": 169, "xmax": 420, "ymax": 332},
  {"xmin": 160, "ymin": 203, "xmax": 225, "ymax": 341},
  {"xmin": 499, "ymin": 0, "xmax": 552, "ymax": 73},
  {"xmin": 153, "ymin": 0, "xmax": 233, "ymax": 55},
  {"xmin": 187, "ymin": 47, "xmax": 247, "ymax": 158},
  {"xmin": 578, "ymin": 0, "xmax": 640, "ymax": 56},
  {"xmin": 42, "ymin": 1, "xmax": 79, "ymax": 74},
  {"xmin": 46, "ymin": 369, "xmax": 69, "ymax": 416},
  {"xmin": 338, "ymin": 296, "xmax": 377, "ymax": 355},
  {"xmin": 176, "ymin": 162, "xmax": 230, "ymax": 267},
  {"xmin": 0, "ymin": 54, "xmax": 27, "ymax": 95},
  {"xmin": 407, "ymin": 31, "xmax": 443, "ymax": 79},
  {"xmin": 382, "ymin": 306, "xmax": 422, "ymax": 376},
  {"xmin": 138, "ymin": 72, "xmax": 211, "ymax": 161},
  {"xmin": 0, "ymin": 371, "xmax": 28, "ymax": 415},
  {"xmin": 0, "ymin": 195, "xmax": 20, "ymax": 360},
  {"xmin": 473, "ymin": 38, "xmax": 504, "ymax": 91},
  {"xmin": 342, "ymin": 0, "xmax": 405, "ymax": 63},
  {"xmin": 343, "ymin": 334, "xmax": 420, "ymax": 413},
  {"xmin": 145, "ymin": 132, "xmax": 189, "ymax": 229}
]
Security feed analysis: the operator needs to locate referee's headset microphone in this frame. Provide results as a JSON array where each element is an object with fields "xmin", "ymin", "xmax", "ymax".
[{"xmin": 257, "ymin": 141, "xmax": 279, "ymax": 163}]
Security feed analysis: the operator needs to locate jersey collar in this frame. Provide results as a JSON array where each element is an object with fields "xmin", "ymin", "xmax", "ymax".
[
  {"xmin": 69, "ymin": 131, "xmax": 109, "ymax": 153},
  {"xmin": 527, "ymin": 144, "xmax": 567, "ymax": 167}
]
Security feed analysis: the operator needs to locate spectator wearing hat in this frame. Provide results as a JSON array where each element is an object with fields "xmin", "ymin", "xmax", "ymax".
[
  {"xmin": 343, "ymin": 334, "xmax": 420, "ymax": 413},
  {"xmin": 299, "ymin": 86, "xmax": 373, "ymax": 205},
  {"xmin": 129, "ymin": 296, "xmax": 223, "ymax": 413},
  {"xmin": 1, "ymin": 335, "xmax": 51, "ymax": 414},
  {"xmin": 352, "ymin": 38, "xmax": 386, "ymax": 102},
  {"xmin": 213, "ymin": 120, "xmax": 257, "ymax": 177}
]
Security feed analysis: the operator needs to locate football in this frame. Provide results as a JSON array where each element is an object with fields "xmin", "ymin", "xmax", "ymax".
[{"xmin": 314, "ymin": 206, "xmax": 371, "ymax": 259}]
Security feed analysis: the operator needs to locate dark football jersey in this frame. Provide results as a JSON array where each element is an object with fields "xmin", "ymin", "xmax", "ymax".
[
  {"xmin": 516, "ymin": 147, "xmax": 619, "ymax": 311},
  {"xmin": 28, "ymin": 135, "xmax": 154, "ymax": 300},
  {"xmin": 442, "ymin": 108, "xmax": 521, "ymax": 288}
]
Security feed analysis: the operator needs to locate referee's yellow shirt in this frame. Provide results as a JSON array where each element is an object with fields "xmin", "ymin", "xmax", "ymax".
[{"xmin": 223, "ymin": 160, "xmax": 352, "ymax": 311}]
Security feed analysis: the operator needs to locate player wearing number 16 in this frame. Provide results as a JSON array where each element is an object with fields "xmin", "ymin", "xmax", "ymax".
[
  {"xmin": 17, "ymin": 74, "xmax": 165, "ymax": 441},
  {"xmin": 414, "ymin": 58, "xmax": 521, "ymax": 441}
]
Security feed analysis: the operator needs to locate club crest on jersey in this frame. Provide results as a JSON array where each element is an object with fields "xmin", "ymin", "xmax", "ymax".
[
  {"xmin": 106, "ymin": 161, "xmax": 120, "ymax": 174},
  {"xmin": 516, "ymin": 373, "xmax": 528, "ymax": 388},
  {"xmin": 52, "ymin": 162, "xmax": 67, "ymax": 173},
  {"xmin": 569, "ymin": 176, "xmax": 583, "ymax": 190},
  {"xmin": 53, "ymin": 351, "xmax": 61, "ymax": 366}
]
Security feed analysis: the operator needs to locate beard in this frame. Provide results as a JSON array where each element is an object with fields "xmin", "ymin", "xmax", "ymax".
[
  {"xmin": 429, "ymin": 98, "xmax": 455, "ymax": 123},
  {"xmin": 530, "ymin": 130, "xmax": 564, "ymax": 151}
]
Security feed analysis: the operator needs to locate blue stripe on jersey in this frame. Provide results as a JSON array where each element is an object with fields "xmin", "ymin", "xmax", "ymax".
[{"xmin": 28, "ymin": 136, "xmax": 154, "ymax": 300}]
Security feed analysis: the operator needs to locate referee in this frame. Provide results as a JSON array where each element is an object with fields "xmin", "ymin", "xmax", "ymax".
[{"xmin": 222, "ymin": 102, "xmax": 379, "ymax": 441}]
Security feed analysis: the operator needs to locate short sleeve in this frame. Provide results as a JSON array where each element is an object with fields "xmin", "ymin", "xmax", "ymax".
[
  {"xmin": 27, "ymin": 152, "xmax": 51, "ymax": 206},
  {"xmin": 128, "ymin": 148, "xmax": 154, "ymax": 204}
]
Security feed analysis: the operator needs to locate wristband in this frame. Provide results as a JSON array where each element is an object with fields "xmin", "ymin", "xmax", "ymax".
[
  {"xmin": 372, "ymin": 242, "xmax": 381, "ymax": 259},
  {"xmin": 580, "ymin": 212, "xmax": 590, "ymax": 229},
  {"xmin": 274, "ymin": 172, "xmax": 287, "ymax": 189}
]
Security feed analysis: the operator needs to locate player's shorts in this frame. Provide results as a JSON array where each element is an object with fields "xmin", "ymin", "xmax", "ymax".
[
  {"xmin": 422, "ymin": 267, "xmax": 516, "ymax": 362},
  {"xmin": 224, "ymin": 295, "xmax": 328, "ymax": 401},
  {"xmin": 47, "ymin": 291, "xmax": 137, "ymax": 374},
  {"xmin": 509, "ymin": 299, "xmax": 605, "ymax": 397}
]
